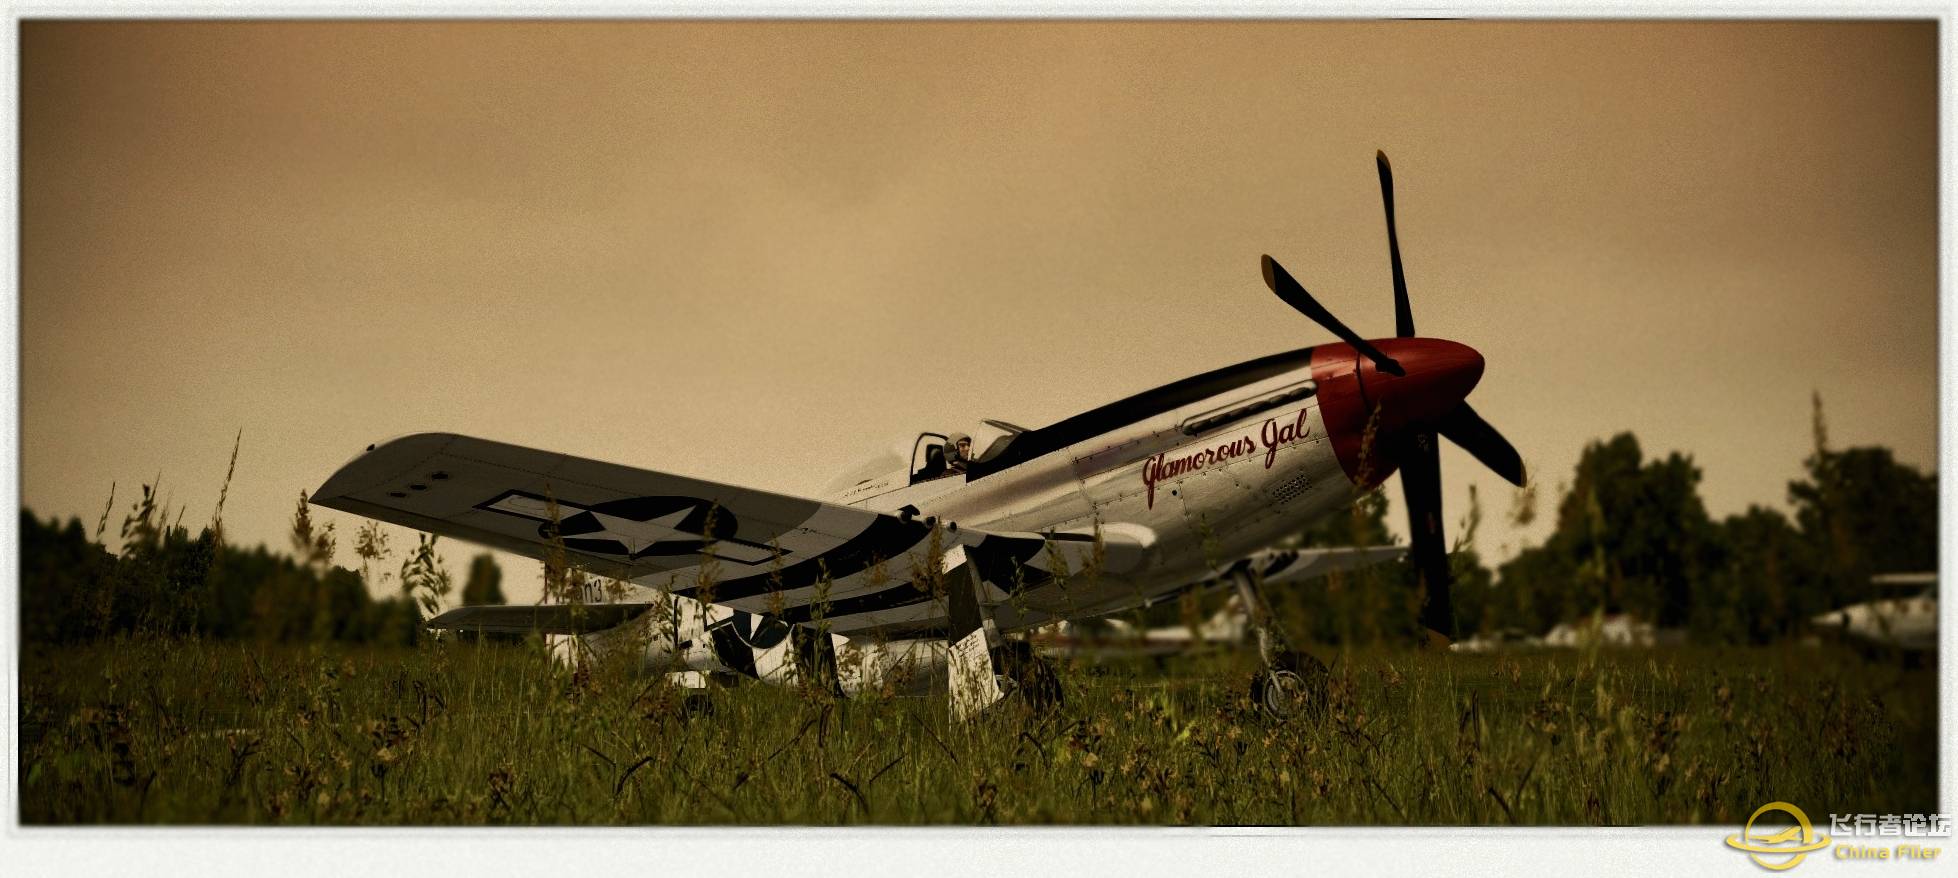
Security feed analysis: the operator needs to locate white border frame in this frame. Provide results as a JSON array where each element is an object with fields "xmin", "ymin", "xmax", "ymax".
[{"xmin": 2, "ymin": 5, "xmax": 1950, "ymax": 877}]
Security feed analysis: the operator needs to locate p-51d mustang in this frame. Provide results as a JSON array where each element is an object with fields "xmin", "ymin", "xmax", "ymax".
[{"xmin": 314, "ymin": 153, "xmax": 1526, "ymax": 720}]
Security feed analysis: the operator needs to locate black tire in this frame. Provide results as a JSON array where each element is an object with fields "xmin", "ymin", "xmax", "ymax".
[
  {"xmin": 680, "ymin": 690, "xmax": 716, "ymax": 719},
  {"xmin": 997, "ymin": 640, "xmax": 1064, "ymax": 714},
  {"xmin": 1250, "ymin": 651, "xmax": 1327, "ymax": 722}
]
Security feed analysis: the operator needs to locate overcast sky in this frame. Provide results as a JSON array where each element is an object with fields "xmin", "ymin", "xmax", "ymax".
[{"xmin": 20, "ymin": 20, "xmax": 1938, "ymax": 604}]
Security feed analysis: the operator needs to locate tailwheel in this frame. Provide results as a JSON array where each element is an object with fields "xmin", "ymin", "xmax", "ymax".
[
  {"xmin": 1251, "ymin": 651, "xmax": 1328, "ymax": 722},
  {"xmin": 996, "ymin": 639, "xmax": 1064, "ymax": 714}
]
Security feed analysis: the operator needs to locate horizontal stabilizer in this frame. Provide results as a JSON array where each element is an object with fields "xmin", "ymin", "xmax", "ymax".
[{"xmin": 422, "ymin": 603, "xmax": 656, "ymax": 635}]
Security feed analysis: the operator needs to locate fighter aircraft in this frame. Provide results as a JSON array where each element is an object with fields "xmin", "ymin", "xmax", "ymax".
[
  {"xmin": 313, "ymin": 152, "xmax": 1526, "ymax": 720},
  {"xmin": 1810, "ymin": 572, "xmax": 1938, "ymax": 659}
]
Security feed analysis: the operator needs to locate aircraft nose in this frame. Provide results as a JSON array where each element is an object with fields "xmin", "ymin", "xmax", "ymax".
[{"xmin": 1361, "ymin": 338, "xmax": 1484, "ymax": 430}]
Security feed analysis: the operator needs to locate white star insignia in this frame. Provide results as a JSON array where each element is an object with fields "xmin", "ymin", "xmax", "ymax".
[
  {"xmin": 584, "ymin": 508, "xmax": 698, "ymax": 555},
  {"xmin": 574, "ymin": 506, "xmax": 776, "ymax": 564}
]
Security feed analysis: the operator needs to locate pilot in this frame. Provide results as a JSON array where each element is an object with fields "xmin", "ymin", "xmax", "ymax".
[{"xmin": 944, "ymin": 433, "xmax": 974, "ymax": 474}]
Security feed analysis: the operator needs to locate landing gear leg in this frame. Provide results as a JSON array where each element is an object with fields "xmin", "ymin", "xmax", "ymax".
[
  {"xmin": 946, "ymin": 555, "xmax": 1009, "ymax": 721},
  {"xmin": 942, "ymin": 546, "xmax": 1070, "ymax": 719},
  {"xmin": 1232, "ymin": 570, "xmax": 1327, "ymax": 722},
  {"xmin": 1232, "ymin": 570, "xmax": 1285, "ymax": 667}
]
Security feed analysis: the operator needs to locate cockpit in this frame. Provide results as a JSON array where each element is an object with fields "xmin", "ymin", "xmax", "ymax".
[{"xmin": 907, "ymin": 419, "xmax": 1030, "ymax": 484}]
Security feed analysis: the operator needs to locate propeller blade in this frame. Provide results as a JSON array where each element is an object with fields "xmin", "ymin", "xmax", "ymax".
[
  {"xmin": 1378, "ymin": 151, "xmax": 1415, "ymax": 339},
  {"xmin": 1437, "ymin": 403, "xmax": 1527, "ymax": 487},
  {"xmin": 1260, "ymin": 254, "xmax": 1405, "ymax": 376},
  {"xmin": 1396, "ymin": 430, "xmax": 1454, "ymax": 641}
]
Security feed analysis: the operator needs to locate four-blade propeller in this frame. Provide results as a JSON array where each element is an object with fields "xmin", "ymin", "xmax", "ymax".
[{"xmin": 1258, "ymin": 151, "xmax": 1526, "ymax": 643}]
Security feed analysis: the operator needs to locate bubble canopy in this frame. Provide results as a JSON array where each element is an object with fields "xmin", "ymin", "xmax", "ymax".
[{"xmin": 818, "ymin": 419, "xmax": 1028, "ymax": 498}]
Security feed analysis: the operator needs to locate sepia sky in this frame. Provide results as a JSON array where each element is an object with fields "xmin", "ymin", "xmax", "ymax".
[{"xmin": 19, "ymin": 20, "xmax": 1939, "ymax": 605}]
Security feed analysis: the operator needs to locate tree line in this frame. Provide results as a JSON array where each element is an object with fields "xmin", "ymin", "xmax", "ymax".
[
  {"xmin": 20, "ymin": 487, "xmax": 507, "ymax": 645},
  {"xmin": 1275, "ymin": 394, "xmax": 1936, "ymax": 645}
]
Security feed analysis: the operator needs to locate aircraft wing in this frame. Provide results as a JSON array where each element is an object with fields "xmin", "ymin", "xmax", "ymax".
[
  {"xmin": 1031, "ymin": 545, "xmax": 1407, "ymax": 658},
  {"xmin": 1241, "ymin": 544, "xmax": 1408, "ymax": 588},
  {"xmin": 315, "ymin": 433, "xmax": 1115, "ymax": 637}
]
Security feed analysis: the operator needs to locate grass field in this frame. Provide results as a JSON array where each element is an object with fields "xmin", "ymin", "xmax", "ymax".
[{"xmin": 16, "ymin": 636, "xmax": 1936, "ymax": 825}]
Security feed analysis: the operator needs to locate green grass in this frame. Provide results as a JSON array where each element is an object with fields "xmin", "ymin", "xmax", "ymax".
[{"xmin": 17, "ymin": 636, "xmax": 1935, "ymax": 825}]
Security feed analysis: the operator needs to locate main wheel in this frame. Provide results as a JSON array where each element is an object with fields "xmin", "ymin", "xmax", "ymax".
[
  {"xmin": 680, "ymin": 690, "xmax": 717, "ymax": 719},
  {"xmin": 996, "ymin": 640, "xmax": 1064, "ymax": 714},
  {"xmin": 1251, "ymin": 651, "xmax": 1327, "ymax": 721}
]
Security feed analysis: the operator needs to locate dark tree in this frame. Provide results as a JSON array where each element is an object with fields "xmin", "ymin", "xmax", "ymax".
[
  {"xmin": 1694, "ymin": 505, "xmax": 1811, "ymax": 644},
  {"xmin": 1791, "ymin": 447, "xmax": 1937, "ymax": 577},
  {"xmin": 1496, "ymin": 433, "xmax": 1717, "ymax": 631},
  {"xmin": 1785, "ymin": 393, "xmax": 1937, "ymax": 616},
  {"xmin": 20, "ymin": 496, "xmax": 424, "ymax": 646},
  {"xmin": 462, "ymin": 553, "xmax": 506, "ymax": 606}
]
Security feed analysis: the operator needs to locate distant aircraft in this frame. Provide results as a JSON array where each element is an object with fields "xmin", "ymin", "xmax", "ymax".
[
  {"xmin": 1447, "ymin": 627, "xmax": 1543, "ymax": 654},
  {"xmin": 1811, "ymin": 572, "xmax": 1937, "ymax": 658},
  {"xmin": 314, "ymin": 152, "xmax": 1524, "ymax": 720}
]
